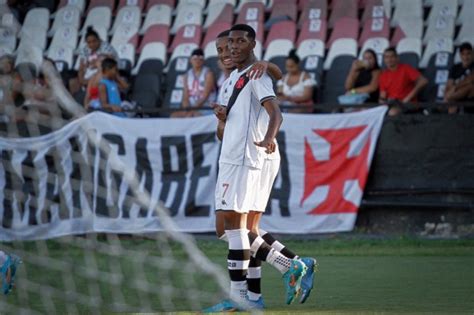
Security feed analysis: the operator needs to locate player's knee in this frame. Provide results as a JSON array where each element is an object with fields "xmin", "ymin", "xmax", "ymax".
[{"xmin": 216, "ymin": 227, "xmax": 225, "ymax": 239}]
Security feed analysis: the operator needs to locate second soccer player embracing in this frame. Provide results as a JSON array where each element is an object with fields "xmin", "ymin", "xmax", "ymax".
[{"xmin": 204, "ymin": 24, "xmax": 318, "ymax": 313}]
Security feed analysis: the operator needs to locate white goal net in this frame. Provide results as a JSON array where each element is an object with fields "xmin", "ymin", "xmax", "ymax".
[{"xmin": 0, "ymin": 59, "xmax": 229, "ymax": 314}]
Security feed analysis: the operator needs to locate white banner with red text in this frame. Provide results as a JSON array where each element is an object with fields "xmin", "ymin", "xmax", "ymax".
[{"xmin": 0, "ymin": 106, "xmax": 387, "ymax": 240}]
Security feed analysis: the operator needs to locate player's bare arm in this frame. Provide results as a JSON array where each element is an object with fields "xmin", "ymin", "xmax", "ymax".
[
  {"xmin": 216, "ymin": 120, "xmax": 225, "ymax": 141},
  {"xmin": 255, "ymin": 98, "xmax": 283, "ymax": 153}
]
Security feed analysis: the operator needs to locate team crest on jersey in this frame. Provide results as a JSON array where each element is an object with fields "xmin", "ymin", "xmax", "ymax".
[{"xmin": 235, "ymin": 76, "xmax": 246, "ymax": 89}]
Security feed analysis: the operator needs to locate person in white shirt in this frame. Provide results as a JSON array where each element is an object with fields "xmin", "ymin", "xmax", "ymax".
[
  {"xmin": 207, "ymin": 29, "xmax": 317, "ymax": 312},
  {"xmin": 178, "ymin": 48, "xmax": 216, "ymax": 117},
  {"xmin": 204, "ymin": 24, "xmax": 311, "ymax": 312},
  {"xmin": 276, "ymin": 50, "xmax": 316, "ymax": 113}
]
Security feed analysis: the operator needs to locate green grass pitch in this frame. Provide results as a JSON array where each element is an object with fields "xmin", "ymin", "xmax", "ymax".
[{"xmin": 1, "ymin": 237, "xmax": 473, "ymax": 314}]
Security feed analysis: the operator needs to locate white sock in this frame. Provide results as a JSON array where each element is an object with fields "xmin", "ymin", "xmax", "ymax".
[
  {"xmin": 226, "ymin": 229, "xmax": 250, "ymax": 302},
  {"xmin": 265, "ymin": 248, "xmax": 292, "ymax": 274}
]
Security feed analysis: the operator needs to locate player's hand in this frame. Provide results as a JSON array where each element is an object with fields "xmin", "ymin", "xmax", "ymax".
[
  {"xmin": 254, "ymin": 138, "xmax": 276, "ymax": 154},
  {"xmin": 212, "ymin": 103, "xmax": 227, "ymax": 121},
  {"xmin": 247, "ymin": 61, "xmax": 268, "ymax": 80}
]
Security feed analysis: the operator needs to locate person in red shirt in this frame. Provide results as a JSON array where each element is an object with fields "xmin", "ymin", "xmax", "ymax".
[{"xmin": 379, "ymin": 47, "xmax": 428, "ymax": 116}]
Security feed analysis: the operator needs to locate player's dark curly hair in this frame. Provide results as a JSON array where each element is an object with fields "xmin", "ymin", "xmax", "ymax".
[
  {"xmin": 229, "ymin": 24, "xmax": 256, "ymax": 40},
  {"xmin": 217, "ymin": 30, "xmax": 230, "ymax": 39}
]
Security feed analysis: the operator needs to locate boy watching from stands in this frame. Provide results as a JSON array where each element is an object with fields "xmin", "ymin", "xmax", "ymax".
[
  {"xmin": 444, "ymin": 42, "xmax": 474, "ymax": 113},
  {"xmin": 98, "ymin": 58, "xmax": 129, "ymax": 117},
  {"xmin": 379, "ymin": 47, "xmax": 428, "ymax": 116}
]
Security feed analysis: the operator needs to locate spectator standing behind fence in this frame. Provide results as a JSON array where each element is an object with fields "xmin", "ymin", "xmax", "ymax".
[
  {"xmin": 444, "ymin": 42, "xmax": 474, "ymax": 113},
  {"xmin": 338, "ymin": 49, "xmax": 380, "ymax": 105},
  {"xmin": 71, "ymin": 27, "xmax": 118, "ymax": 105},
  {"xmin": 98, "ymin": 58, "xmax": 129, "ymax": 117},
  {"xmin": 276, "ymin": 50, "xmax": 315, "ymax": 113},
  {"xmin": 175, "ymin": 48, "xmax": 216, "ymax": 117},
  {"xmin": 379, "ymin": 47, "xmax": 428, "ymax": 116}
]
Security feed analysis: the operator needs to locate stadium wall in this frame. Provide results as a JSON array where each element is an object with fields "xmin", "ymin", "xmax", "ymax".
[{"xmin": 359, "ymin": 114, "xmax": 474, "ymax": 238}]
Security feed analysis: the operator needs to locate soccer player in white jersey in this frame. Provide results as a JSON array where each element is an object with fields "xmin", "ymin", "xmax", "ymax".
[
  {"xmin": 206, "ymin": 29, "xmax": 317, "ymax": 312},
  {"xmin": 204, "ymin": 24, "xmax": 311, "ymax": 312}
]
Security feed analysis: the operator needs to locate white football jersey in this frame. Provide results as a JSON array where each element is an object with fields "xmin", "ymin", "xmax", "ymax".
[
  {"xmin": 217, "ymin": 76, "xmax": 232, "ymax": 106},
  {"xmin": 219, "ymin": 64, "xmax": 279, "ymax": 169}
]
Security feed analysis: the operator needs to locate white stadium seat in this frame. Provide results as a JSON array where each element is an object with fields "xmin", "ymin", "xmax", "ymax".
[
  {"xmin": 140, "ymin": 4, "xmax": 172, "ymax": 34},
  {"xmin": 324, "ymin": 38, "xmax": 358, "ymax": 70},
  {"xmin": 111, "ymin": 6, "xmax": 141, "ymax": 35},
  {"xmin": 420, "ymin": 37, "xmax": 453, "ymax": 68},
  {"xmin": 47, "ymin": 45, "xmax": 74, "ymax": 69},
  {"xmin": 15, "ymin": 44, "xmax": 43, "ymax": 70},
  {"xmin": 133, "ymin": 42, "xmax": 167, "ymax": 75},
  {"xmin": 170, "ymin": 3, "xmax": 203, "ymax": 34},
  {"xmin": 391, "ymin": 0, "xmax": 422, "ymax": 27},
  {"xmin": 22, "ymin": 8, "xmax": 49, "ymax": 34},
  {"xmin": 50, "ymin": 25, "xmax": 78, "ymax": 50},
  {"xmin": 49, "ymin": 6, "xmax": 81, "ymax": 36},
  {"xmin": 423, "ymin": 16, "xmax": 455, "ymax": 44},
  {"xmin": 297, "ymin": 39, "xmax": 325, "ymax": 59},
  {"xmin": 81, "ymin": 7, "xmax": 112, "ymax": 35}
]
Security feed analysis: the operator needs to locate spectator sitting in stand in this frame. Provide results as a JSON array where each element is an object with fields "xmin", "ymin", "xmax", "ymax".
[
  {"xmin": 174, "ymin": 48, "xmax": 216, "ymax": 117},
  {"xmin": 97, "ymin": 58, "xmax": 130, "ymax": 117},
  {"xmin": 379, "ymin": 47, "xmax": 428, "ymax": 116},
  {"xmin": 444, "ymin": 42, "xmax": 474, "ymax": 113},
  {"xmin": 276, "ymin": 49, "xmax": 315, "ymax": 113},
  {"xmin": 71, "ymin": 27, "xmax": 118, "ymax": 105},
  {"xmin": 338, "ymin": 49, "xmax": 380, "ymax": 106},
  {"xmin": 84, "ymin": 54, "xmax": 108, "ymax": 111}
]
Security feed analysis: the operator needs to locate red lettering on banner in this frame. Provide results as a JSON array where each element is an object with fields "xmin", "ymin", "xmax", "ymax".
[{"xmin": 300, "ymin": 126, "xmax": 371, "ymax": 215}]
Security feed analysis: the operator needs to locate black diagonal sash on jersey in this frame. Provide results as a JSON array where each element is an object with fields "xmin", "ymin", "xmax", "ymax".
[{"xmin": 226, "ymin": 72, "xmax": 251, "ymax": 116}]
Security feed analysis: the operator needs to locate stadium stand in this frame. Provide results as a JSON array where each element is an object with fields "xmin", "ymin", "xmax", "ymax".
[
  {"xmin": 86, "ymin": 0, "xmax": 116, "ymax": 13},
  {"xmin": 170, "ymin": 3, "xmax": 203, "ymax": 34},
  {"xmin": 47, "ymin": 45, "xmax": 75, "ymax": 72},
  {"xmin": 146, "ymin": 0, "xmax": 176, "ymax": 11},
  {"xmin": 169, "ymin": 25, "xmax": 202, "ymax": 52},
  {"xmin": 204, "ymin": 3, "xmax": 234, "ymax": 29},
  {"xmin": 80, "ymin": 6, "xmax": 112, "ymax": 36},
  {"xmin": 111, "ymin": 5, "xmax": 141, "ymax": 35},
  {"xmin": 116, "ymin": 0, "xmax": 146, "ymax": 12},
  {"xmin": 327, "ymin": 17, "xmax": 359, "ymax": 48},
  {"xmin": 328, "ymin": 0, "xmax": 358, "ymax": 28},
  {"xmin": 359, "ymin": 17, "xmax": 390, "ymax": 47},
  {"xmin": 22, "ymin": 7, "xmax": 50, "ymax": 33},
  {"xmin": 138, "ymin": 24, "xmax": 170, "ymax": 52},
  {"xmin": 1, "ymin": 0, "xmax": 471, "ymax": 109},
  {"xmin": 297, "ymin": 18, "xmax": 327, "ymax": 46},
  {"xmin": 48, "ymin": 6, "xmax": 81, "ymax": 36},
  {"xmin": 298, "ymin": 0, "xmax": 328, "ymax": 28},
  {"xmin": 390, "ymin": 17, "xmax": 423, "ymax": 46},
  {"xmin": 140, "ymin": 3, "xmax": 172, "ymax": 35},
  {"xmin": 163, "ymin": 43, "xmax": 198, "ymax": 110},
  {"xmin": 57, "ymin": 0, "xmax": 86, "ymax": 14},
  {"xmin": 269, "ymin": 1, "xmax": 298, "ymax": 22},
  {"xmin": 297, "ymin": 38, "xmax": 325, "ymax": 88},
  {"xmin": 391, "ymin": 0, "xmax": 423, "ymax": 27},
  {"xmin": 420, "ymin": 38, "xmax": 454, "ymax": 102},
  {"xmin": 323, "ymin": 38, "xmax": 357, "ymax": 103},
  {"xmin": 396, "ymin": 38, "xmax": 423, "ymax": 69},
  {"xmin": 49, "ymin": 25, "xmax": 78, "ymax": 51}
]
